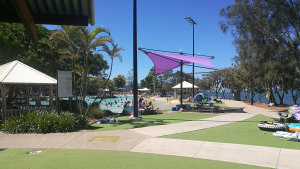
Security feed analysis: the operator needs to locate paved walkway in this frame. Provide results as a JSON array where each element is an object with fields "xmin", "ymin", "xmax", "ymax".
[
  {"xmin": 130, "ymin": 138, "xmax": 299, "ymax": 169},
  {"xmin": 223, "ymin": 100, "xmax": 279, "ymax": 118},
  {"xmin": 0, "ymin": 100, "xmax": 299, "ymax": 169},
  {"xmin": 130, "ymin": 112, "xmax": 255, "ymax": 137},
  {"xmin": 0, "ymin": 130, "xmax": 149, "ymax": 151}
]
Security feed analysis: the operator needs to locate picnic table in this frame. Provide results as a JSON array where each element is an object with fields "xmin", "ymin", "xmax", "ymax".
[{"xmin": 193, "ymin": 102, "xmax": 219, "ymax": 113}]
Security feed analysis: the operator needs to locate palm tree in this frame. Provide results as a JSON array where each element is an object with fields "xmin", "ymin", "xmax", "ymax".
[
  {"xmin": 88, "ymin": 42, "xmax": 124, "ymax": 109},
  {"xmin": 50, "ymin": 26, "xmax": 81, "ymax": 97},
  {"xmin": 103, "ymin": 43, "xmax": 123, "ymax": 80},
  {"xmin": 50, "ymin": 26, "xmax": 112, "ymax": 115},
  {"xmin": 75, "ymin": 27, "xmax": 113, "ymax": 115}
]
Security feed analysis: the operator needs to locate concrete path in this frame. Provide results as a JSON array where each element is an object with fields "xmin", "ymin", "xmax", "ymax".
[
  {"xmin": 131, "ymin": 138, "xmax": 299, "ymax": 169},
  {"xmin": 0, "ymin": 130, "xmax": 149, "ymax": 151},
  {"xmin": 130, "ymin": 112, "xmax": 255, "ymax": 137},
  {"xmin": 147, "ymin": 98, "xmax": 174, "ymax": 110},
  {"xmin": 1, "ymin": 100, "xmax": 299, "ymax": 169},
  {"xmin": 130, "ymin": 99, "xmax": 279, "ymax": 137},
  {"xmin": 129, "ymin": 100, "xmax": 300, "ymax": 169},
  {"xmin": 223, "ymin": 100, "xmax": 279, "ymax": 118}
]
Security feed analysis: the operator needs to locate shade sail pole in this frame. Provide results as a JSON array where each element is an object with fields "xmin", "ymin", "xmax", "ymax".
[
  {"xmin": 180, "ymin": 60, "xmax": 183, "ymax": 108},
  {"xmin": 1, "ymin": 85, "xmax": 6, "ymax": 122},
  {"xmin": 133, "ymin": 0, "xmax": 138, "ymax": 117},
  {"xmin": 192, "ymin": 23, "xmax": 195, "ymax": 98}
]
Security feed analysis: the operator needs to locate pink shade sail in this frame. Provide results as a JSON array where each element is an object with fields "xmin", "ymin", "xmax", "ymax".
[{"xmin": 142, "ymin": 51, "xmax": 217, "ymax": 75}]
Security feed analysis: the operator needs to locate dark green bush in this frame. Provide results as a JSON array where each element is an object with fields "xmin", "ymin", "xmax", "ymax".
[
  {"xmin": 2, "ymin": 110, "xmax": 87, "ymax": 134},
  {"xmin": 59, "ymin": 100, "xmax": 88, "ymax": 114},
  {"xmin": 87, "ymin": 106, "xmax": 104, "ymax": 119},
  {"xmin": 87, "ymin": 105, "xmax": 116, "ymax": 119}
]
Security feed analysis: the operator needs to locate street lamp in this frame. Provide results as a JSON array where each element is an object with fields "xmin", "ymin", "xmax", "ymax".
[
  {"xmin": 133, "ymin": 0, "xmax": 138, "ymax": 117},
  {"xmin": 185, "ymin": 17, "xmax": 197, "ymax": 98}
]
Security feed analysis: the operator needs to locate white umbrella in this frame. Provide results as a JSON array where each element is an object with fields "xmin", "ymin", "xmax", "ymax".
[
  {"xmin": 172, "ymin": 81, "xmax": 199, "ymax": 89},
  {"xmin": 138, "ymin": 87, "xmax": 150, "ymax": 91}
]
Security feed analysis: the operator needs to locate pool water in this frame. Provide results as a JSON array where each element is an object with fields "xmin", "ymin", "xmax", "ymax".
[
  {"xmin": 29, "ymin": 96, "xmax": 133, "ymax": 113},
  {"xmin": 86, "ymin": 96, "xmax": 133, "ymax": 113}
]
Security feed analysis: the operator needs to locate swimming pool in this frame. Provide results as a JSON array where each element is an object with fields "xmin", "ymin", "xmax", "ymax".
[
  {"xmin": 29, "ymin": 95, "xmax": 133, "ymax": 113},
  {"xmin": 86, "ymin": 96, "xmax": 133, "ymax": 113}
]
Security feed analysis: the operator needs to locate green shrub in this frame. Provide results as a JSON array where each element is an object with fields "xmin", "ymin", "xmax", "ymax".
[
  {"xmin": 87, "ymin": 105, "xmax": 116, "ymax": 119},
  {"xmin": 2, "ymin": 110, "xmax": 87, "ymax": 134},
  {"xmin": 87, "ymin": 106, "xmax": 104, "ymax": 119},
  {"xmin": 103, "ymin": 110, "xmax": 115, "ymax": 117}
]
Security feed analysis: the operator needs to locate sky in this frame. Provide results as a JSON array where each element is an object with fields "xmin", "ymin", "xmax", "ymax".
[{"xmin": 47, "ymin": 0, "xmax": 236, "ymax": 82}]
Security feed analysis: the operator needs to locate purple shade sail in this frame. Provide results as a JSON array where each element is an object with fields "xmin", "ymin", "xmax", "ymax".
[{"xmin": 142, "ymin": 51, "xmax": 217, "ymax": 75}]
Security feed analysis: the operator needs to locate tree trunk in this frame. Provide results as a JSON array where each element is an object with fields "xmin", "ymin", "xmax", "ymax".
[
  {"xmin": 256, "ymin": 94, "xmax": 261, "ymax": 103},
  {"xmin": 222, "ymin": 90, "xmax": 225, "ymax": 98},
  {"xmin": 243, "ymin": 88, "xmax": 248, "ymax": 101},
  {"xmin": 215, "ymin": 91, "xmax": 219, "ymax": 98},
  {"xmin": 291, "ymin": 89, "xmax": 300, "ymax": 104},
  {"xmin": 269, "ymin": 89, "xmax": 277, "ymax": 105},
  {"xmin": 86, "ymin": 58, "xmax": 114, "ymax": 114},
  {"xmin": 275, "ymin": 87, "xmax": 284, "ymax": 105}
]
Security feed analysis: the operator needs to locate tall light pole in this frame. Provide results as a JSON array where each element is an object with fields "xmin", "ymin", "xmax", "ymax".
[
  {"xmin": 133, "ymin": 0, "xmax": 138, "ymax": 117},
  {"xmin": 185, "ymin": 17, "xmax": 197, "ymax": 98}
]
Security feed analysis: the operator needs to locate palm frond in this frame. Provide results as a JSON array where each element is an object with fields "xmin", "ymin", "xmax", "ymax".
[{"xmin": 90, "ymin": 27, "xmax": 110, "ymax": 41}]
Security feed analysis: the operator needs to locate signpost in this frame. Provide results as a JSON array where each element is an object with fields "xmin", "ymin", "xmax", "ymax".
[
  {"xmin": 57, "ymin": 71, "xmax": 72, "ymax": 112},
  {"xmin": 58, "ymin": 71, "xmax": 72, "ymax": 98}
]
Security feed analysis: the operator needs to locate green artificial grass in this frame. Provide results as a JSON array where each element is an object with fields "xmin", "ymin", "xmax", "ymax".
[
  {"xmin": 163, "ymin": 114, "xmax": 300, "ymax": 150},
  {"xmin": 0, "ymin": 149, "xmax": 269, "ymax": 169},
  {"xmin": 89, "ymin": 112, "xmax": 216, "ymax": 132}
]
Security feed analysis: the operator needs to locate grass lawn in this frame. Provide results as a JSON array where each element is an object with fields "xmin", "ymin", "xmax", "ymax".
[
  {"xmin": 0, "ymin": 149, "xmax": 269, "ymax": 169},
  {"xmin": 163, "ymin": 114, "xmax": 300, "ymax": 150},
  {"xmin": 89, "ymin": 112, "xmax": 216, "ymax": 132}
]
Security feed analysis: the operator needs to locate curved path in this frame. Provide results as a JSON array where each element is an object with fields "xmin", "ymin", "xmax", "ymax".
[
  {"xmin": 130, "ymin": 100, "xmax": 299, "ymax": 169},
  {"xmin": 0, "ymin": 100, "xmax": 299, "ymax": 169}
]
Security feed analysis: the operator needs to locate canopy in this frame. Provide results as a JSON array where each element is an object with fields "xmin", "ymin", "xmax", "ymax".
[
  {"xmin": 0, "ymin": 0, "xmax": 95, "ymax": 41},
  {"xmin": 0, "ymin": 60, "xmax": 57, "ymax": 85},
  {"xmin": 172, "ymin": 81, "xmax": 199, "ymax": 89},
  {"xmin": 140, "ymin": 48, "xmax": 217, "ymax": 108},
  {"xmin": 142, "ymin": 51, "xmax": 216, "ymax": 75},
  {"xmin": 138, "ymin": 87, "xmax": 150, "ymax": 91}
]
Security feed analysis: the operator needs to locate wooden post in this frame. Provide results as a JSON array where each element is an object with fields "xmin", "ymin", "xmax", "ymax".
[
  {"xmin": 1, "ymin": 84, "xmax": 6, "ymax": 121},
  {"xmin": 69, "ymin": 97, "xmax": 72, "ymax": 112},
  {"xmin": 55, "ymin": 85, "xmax": 60, "ymax": 114},
  {"xmin": 26, "ymin": 86, "xmax": 30, "ymax": 108},
  {"xmin": 49, "ymin": 85, "xmax": 53, "ymax": 107}
]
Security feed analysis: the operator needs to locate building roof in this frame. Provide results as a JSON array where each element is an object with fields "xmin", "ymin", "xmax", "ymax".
[
  {"xmin": 0, "ymin": 0, "xmax": 95, "ymax": 26},
  {"xmin": 0, "ymin": 0, "xmax": 95, "ymax": 41},
  {"xmin": 0, "ymin": 60, "xmax": 57, "ymax": 85},
  {"xmin": 138, "ymin": 87, "xmax": 150, "ymax": 91},
  {"xmin": 172, "ymin": 81, "xmax": 199, "ymax": 89}
]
